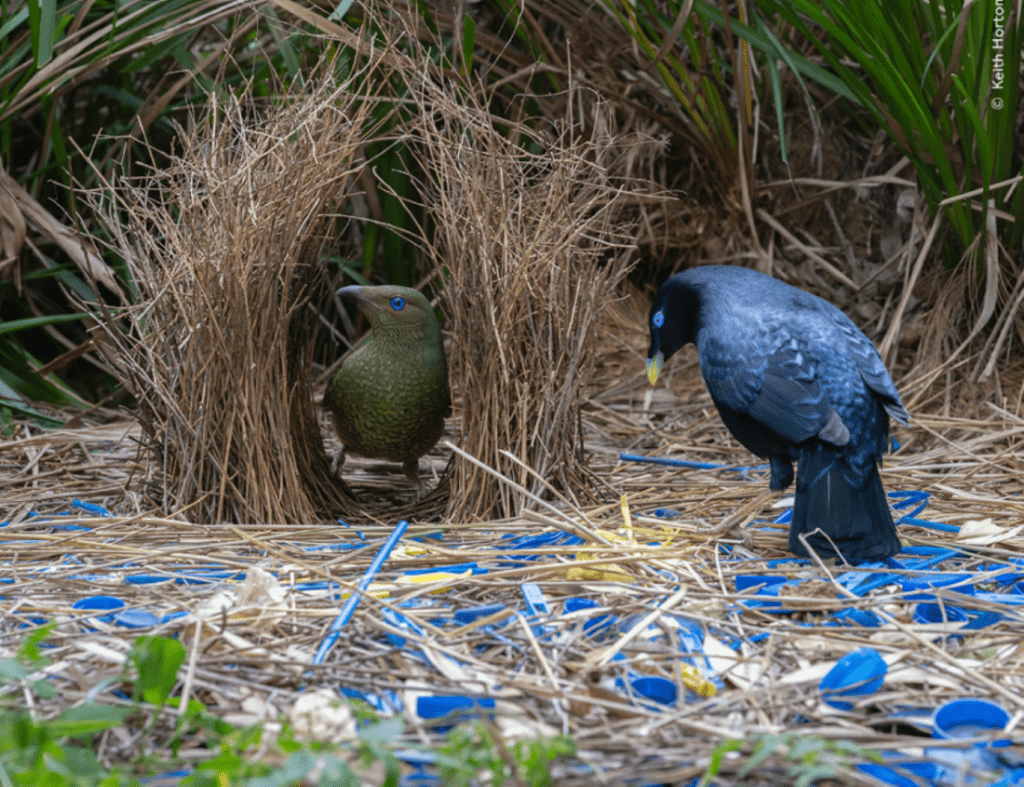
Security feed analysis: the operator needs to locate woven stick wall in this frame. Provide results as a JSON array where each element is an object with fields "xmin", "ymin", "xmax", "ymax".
[
  {"xmin": 90, "ymin": 64, "xmax": 388, "ymax": 523},
  {"xmin": 412, "ymin": 76, "xmax": 648, "ymax": 520}
]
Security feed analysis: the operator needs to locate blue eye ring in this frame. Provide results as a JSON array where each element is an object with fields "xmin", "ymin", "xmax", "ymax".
[
  {"xmin": 652, "ymin": 311, "xmax": 664, "ymax": 328},
  {"xmin": 390, "ymin": 296, "xmax": 405, "ymax": 311}
]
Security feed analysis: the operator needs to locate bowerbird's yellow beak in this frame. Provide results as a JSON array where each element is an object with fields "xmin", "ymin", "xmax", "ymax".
[{"xmin": 646, "ymin": 351, "xmax": 664, "ymax": 385}]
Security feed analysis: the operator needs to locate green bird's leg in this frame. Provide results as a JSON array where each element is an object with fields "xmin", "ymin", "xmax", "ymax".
[
  {"xmin": 402, "ymin": 458, "xmax": 425, "ymax": 497},
  {"xmin": 330, "ymin": 447, "xmax": 347, "ymax": 477}
]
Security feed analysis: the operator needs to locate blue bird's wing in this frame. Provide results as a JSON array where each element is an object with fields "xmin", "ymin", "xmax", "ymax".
[
  {"xmin": 828, "ymin": 310, "xmax": 910, "ymax": 426},
  {"xmin": 699, "ymin": 335, "xmax": 848, "ymax": 447}
]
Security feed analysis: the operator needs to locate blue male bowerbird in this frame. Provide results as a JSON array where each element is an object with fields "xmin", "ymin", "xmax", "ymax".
[{"xmin": 646, "ymin": 265, "xmax": 910, "ymax": 564}]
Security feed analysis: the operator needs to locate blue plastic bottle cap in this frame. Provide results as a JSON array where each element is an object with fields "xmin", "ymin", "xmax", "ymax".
[
  {"xmin": 630, "ymin": 676, "xmax": 677, "ymax": 706},
  {"xmin": 72, "ymin": 595, "xmax": 125, "ymax": 611},
  {"xmin": 933, "ymin": 698, "xmax": 1011, "ymax": 747},
  {"xmin": 912, "ymin": 603, "xmax": 969, "ymax": 626},
  {"xmin": 114, "ymin": 609, "xmax": 160, "ymax": 629},
  {"xmin": 819, "ymin": 647, "xmax": 887, "ymax": 710}
]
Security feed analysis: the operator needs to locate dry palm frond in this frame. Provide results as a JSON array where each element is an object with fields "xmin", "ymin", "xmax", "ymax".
[
  {"xmin": 409, "ymin": 71, "xmax": 660, "ymax": 520},
  {"xmin": 86, "ymin": 57, "xmax": 394, "ymax": 524}
]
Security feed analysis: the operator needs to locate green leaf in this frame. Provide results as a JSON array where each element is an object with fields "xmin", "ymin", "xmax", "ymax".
[
  {"xmin": 0, "ymin": 659, "xmax": 31, "ymax": 684},
  {"xmin": 793, "ymin": 763, "xmax": 841, "ymax": 787},
  {"xmin": 0, "ymin": 313, "xmax": 94, "ymax": 336},
  {"xmin": 47, "ymin": 703, "xmax": 132, "ymax": 736},
  {"xmin": 358, "ymin": 716, "xmax": 404, "ymax": 745},
  {"xmin": 28, "ymin": 0, "xmax": 56, "ymax": 67},
  {"xmin": 329, "ymin": 0, "xmax": 358, "ymax": 22},
  {"xmin": 130, "ymin": 636, "xmax": 186, "ymax": 706},
  {"xmin": 462, "ymin": 13, "xmax": 476, "ymax": 77},
  {"xmin": 739, "ymin": 733, "xmax": 787, "ymax": 775},
  {"xmin": 315, "ymin": 754, "xmax": 358, "ymax": 787}
]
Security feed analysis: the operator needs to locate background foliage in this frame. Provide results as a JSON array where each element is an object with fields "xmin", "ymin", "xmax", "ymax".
[{"xmin": 1, "ymin": 0, "xmax": 1022, "ymax": 413}]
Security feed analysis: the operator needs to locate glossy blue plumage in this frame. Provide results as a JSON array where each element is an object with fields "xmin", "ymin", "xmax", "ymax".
[{"xmin": 647, "ymin": 265, "xmax": 910, "ymax": 564}]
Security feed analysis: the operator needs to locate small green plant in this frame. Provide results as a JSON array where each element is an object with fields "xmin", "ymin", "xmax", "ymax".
[
  {"xmin": 0, "ymin": 624, "xmax": 579, "ymax": 786},
  {"xmin": 0, "ymin": 623, "xmax": 136, "ymax": 786},
  {"xmin": 437, "ymin": 720, "xmax": 576, "ymax": 787},
  {"xmin": 700, "ymin": 731, "xmax": 881, "ymax": 787}
]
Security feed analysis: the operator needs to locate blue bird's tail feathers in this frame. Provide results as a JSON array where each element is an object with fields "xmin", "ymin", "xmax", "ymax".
[{"xmin": 789, "ymin": 443, "xmax": 900, "ymax": 564}]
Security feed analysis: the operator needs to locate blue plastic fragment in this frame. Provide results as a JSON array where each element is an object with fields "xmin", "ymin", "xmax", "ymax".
[
  {"xmin": 834, "ymin": 608, "xmax": 882, "ymax": 628},
  {"xmin": 340, "ymin": 686, "xmax": 402, "ymax": 714},
  {"xmin": 619, "ymin": 452, "xmax": 723, "ymax": 469},
  {"xmin": 900, "ymin": 515, "xmax": 960, "ymax": 533},
  {"xmin": 72, "ymin": 500, "xmax": 113, "ymax": 517},
  {"xmin": 453, "ymin": 604, "xmax": 507, "ymax": 625},
  {"xmin": 140, "ymin": 769, "xmax": 194, "ymax": 785},
  {"xmin": 735, "ymin": 575, "xmax": 787, "ymax": 591},
  {"xmin": 858, "ymin": 760, "xmax": 940, "ymax": 787},
  {"xmin": 417, "ymin": 695, "xmax": 495, "ymax": 730},
  {"xmin": 124, "ymin": 575, "xmax": 175, "ymax": 585},
  {"xmin": 903, "ymin": 573, "xmax": 976, "ymax": 600},
  {"xmin": 819, "ymin": 647, "xmax": 887, "ymax": 710},
  {"xmin": 382, "ymin": 607, "xmax": 427, "ymax": 650},
  {"xmin": 521, "ymin": 583, "xmax": 549, "ymax": 616},
  {"xmin": 913, "ymin": 603, "xmax": 969, "ymax": 626},
  {"xmin": 303, "ymin": 542, "xmax": 364, "ymax": 552},
  {"xmin": 404, "ymin": 562, "xmax": 480, "ymax": 576},
  {"xmin": 889, "ymin": 489, "xmax": 931, "ymax": 519},
  {"xmin": 564, "ymin": 597, "xmax": 616, "ymax": 637},
  {"xmin": 652, "ymin": 508, "xmax": 682, "ymax": 518},
  {"xmin": 975, "ymin": 591, "xmax": 1024, "ymax": 606},
  {"xmin": 963, "ymin": 611, "xmax": 1003, "ymax": 630}
]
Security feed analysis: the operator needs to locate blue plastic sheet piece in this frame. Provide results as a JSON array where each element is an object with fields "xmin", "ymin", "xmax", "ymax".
[
  {"xmin": 563, "ymin": 597, "xmax": 616, "ymax": 637},
  {"xmin": 453, "ymin": 603, "xmax": 507, "ymax": 624},
  {"xmin": 416, "ymin": 695, "xmax": 495, "ymax": 731}
]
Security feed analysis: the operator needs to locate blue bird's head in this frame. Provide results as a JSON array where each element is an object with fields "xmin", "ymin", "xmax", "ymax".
[{"xmin": 647, "ymin": 274, "xmax": 699, "ymax": 385}]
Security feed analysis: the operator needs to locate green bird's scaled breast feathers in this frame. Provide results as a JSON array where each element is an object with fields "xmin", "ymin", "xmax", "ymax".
[{"xmin": 325, "ymin": 285, "xmax": 450, "ymax": 465}]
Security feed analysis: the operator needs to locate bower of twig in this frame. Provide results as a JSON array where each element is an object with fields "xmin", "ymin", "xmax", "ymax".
[
  {"xmin": 410, "ymin": 72, "xmax": 659, "ymax": 521},
  {"xmin": 86, "ymin": 61, "xmax": 393, "ymax": 524}
]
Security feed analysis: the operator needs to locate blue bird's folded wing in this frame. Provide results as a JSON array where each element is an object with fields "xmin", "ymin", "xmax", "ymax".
[
  {"xmin": 700, "ymin": 337, "xmax": 847, "ymax": 447},
  {"xmin": 829, "ymin": 310, "xmax": 910, "ymax": 426}
]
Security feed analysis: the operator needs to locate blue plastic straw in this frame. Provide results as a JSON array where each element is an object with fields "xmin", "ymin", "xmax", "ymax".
[
  {"xmin": 311, "ymin": 520, "xmax": 409, "ymax": 666},
  {"xmin": 619, "ymin": 452, "xmax": 723, "ymax": 470}
]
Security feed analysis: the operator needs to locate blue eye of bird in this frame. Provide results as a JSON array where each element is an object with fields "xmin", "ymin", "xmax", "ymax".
[
  {"xmin": 390, "ymin": 296, "xmax": 405, "ymax": 311},
  {"xmin": 652, "ymin": 311, "xmax": 664, "ymax": 328}
]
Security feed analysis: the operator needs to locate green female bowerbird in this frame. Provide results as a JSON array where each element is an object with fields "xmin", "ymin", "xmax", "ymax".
[{"xmin": 324, "ymin": 285, "xmax": 450, "ymax": 488}]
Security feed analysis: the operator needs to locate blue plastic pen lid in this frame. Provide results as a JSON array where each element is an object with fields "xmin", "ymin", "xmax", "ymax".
[
  {"xmin": 933, "ymin": 698, "xmax": 1011, "ymax": 747},
  {"xmin": 819, "ymin": 647, "xmax": 887, "ymax": 710}
]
